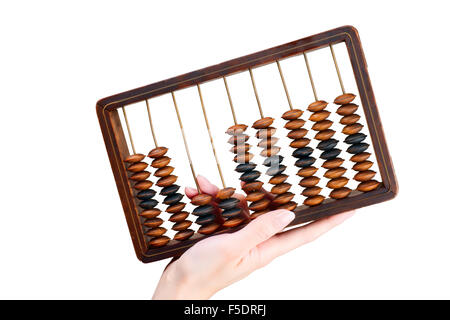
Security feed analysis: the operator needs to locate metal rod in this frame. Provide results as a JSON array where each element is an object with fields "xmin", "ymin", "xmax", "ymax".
[
  {"xmin": 223, "ymin": 77, "xmax": 237, "ymax": 125},
  {"xmin": 145, "ymin": 99, "xmax": 158, "ymax": 147},
  {"xmin": 122, "ymin": 107, "xmax": 136, "ymax": 154},
  {"xmin": 276, "ymin": 60, "xmax": 293, "ymax": 110},
  {"xmin": 329, "ymin": 44, "xmax": 346, "ymax": 94},
  {"xmin": 303, "ymin": 52, "xmax": 318, "ymax": 101},
  {"xmin": 197, "ymin": 84, "xmax": 227, "ymax": 189},
  {"xmin": 248, "ymin": 68, "xmax": 264, "ymax": 118}
]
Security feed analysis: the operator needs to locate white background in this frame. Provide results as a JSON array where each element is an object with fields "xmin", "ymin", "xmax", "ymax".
[{"xmin": 0, "ymin": 1, "xmax": 449, "ymax": 299}]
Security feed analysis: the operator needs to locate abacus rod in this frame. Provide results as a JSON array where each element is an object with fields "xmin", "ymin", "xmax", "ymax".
[
  {"xmin": 248, "ymin": 68, "xmax": 264, "ymax": 118},
  {"xmin": 145, "ymin": 99, "xmax": 159, "ymax": 147},
  {"xmin": 276, "ymin": 60, "xmax": 293, "ymax": 110},
  {"xmin": 223, "ymin": 77, "xmax": 237, "ymax": 125},
  {"xmin": 197, "ymin": 84, "xmax": 227, "ymax": 189},
  {"xmin": 171, "ymin": 92, "xmax": 201, "ymax": 193},
  {"xmin": 122, "ymin": 107, "xmax": 136, "ymax": 154},
  {"xmin": 329, "ymin": 44, "xmax": 346, "ymax": 94},
  {"xmin": 303, "ymin": 52, "xmax": 318, "ymax": 102}
]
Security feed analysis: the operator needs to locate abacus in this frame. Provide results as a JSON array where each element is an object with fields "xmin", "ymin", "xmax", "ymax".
[{"xmin": 97, "ymin": 26, "xmax": 397, "ymax": 263}]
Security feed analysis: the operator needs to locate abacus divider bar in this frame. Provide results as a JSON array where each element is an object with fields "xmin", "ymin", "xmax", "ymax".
[
  {"xmin": 248, "ymin": 68, "xmax": 264, "ymax": 118},
  {"xmin": 197, "ymin": 84, "xmax": 227, "ymax": 189},
  {"xmin": 223, "ymin": 77, "xmax": 238, "ymax": 125},
  {"xmin": 329, "ymin": 44, "xmax": 346, "ymax": 94},
  {"xmin": 171, "ymin": 92, "xmax": 201, "ymax": 193},
  {"xmin": 122, "ymin": 107, "xmax": 136, "ymax": 154},
  {"xmin": 145, "ymin": 99, "xmax": 158, "ymax": 147},
  {"xmin": 276, "ymin": 60, "xmax": 293, "ymax": 110},
  {"xmin": 303, "ymin": 52, "xmax": 319, "ymax": 102}
]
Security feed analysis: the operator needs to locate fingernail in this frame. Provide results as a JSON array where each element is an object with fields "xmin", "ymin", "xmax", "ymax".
[
  {"xmin": 185, "ymin": 187, "xmax": 197, "ymax": 194},
  {"xmin": 275, "ymin": 209, "xmax": 295, "ymax": 225}
]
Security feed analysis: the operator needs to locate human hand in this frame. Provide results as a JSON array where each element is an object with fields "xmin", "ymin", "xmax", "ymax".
[{"xmin": 152, "ymin": 175, "xmax": 354, "ymax": 299}]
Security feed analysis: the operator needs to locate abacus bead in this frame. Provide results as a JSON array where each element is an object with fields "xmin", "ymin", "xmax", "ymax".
[
  {"xmin": 156, "ymin": 175, "xmax": 178, "ymax": 187},
  {"xmin": 249, "ymin": 198, "xmax": 271, "ymax": 211},
  {"xmin": 246, "ymin": 191, "xmax": 265, "ymax": 202},
  {"xmin": 191, "ymin": 194, "xmax": 213, "ymax": 206},
  {"xmin": 228, "ymin": 134, "xmax": 249, "ymax": 144},
  {"xmin": 154, "ymin": 166, "xmax": 175, "ymax": 177},
  {"xmin": 146, "ymin": 227, "xmax": 167, "ymax": 237},
  {"xmin": 327, "ymin": 177, "xmax": 349, "ymax": 189},
  {"xmin": 297, "ymin": 166, "xmax": 318, "ymax": 177},
  {"xmin": 169, "ymin": 211, "xmax": 189, "ymax": 223},
  {"xmin": 271, "ymin": 182, "xmax": 291, "ymax": 194},
  {"xmin": 350, "ymin": 152, "xmax": 371, "ymax": 162},
  {"xmin": 218, "ymin": 198, "xmax": 240, "ymax": 210},
  {"xmin": 330, "ymin": 187, "xmax": 352, "ymax": 199},
  {"xmin": 151, "ymin": 156, "xmax": 171, "ymax": 168},
  {"xmin": 134, "ymin": 180, "xmax": 153, "ymax": 190},
  {"xmin": 256, "ymin": 127, "xmax": 276, "ymax": 138},
  {"xmin": 354, "ymin": 170, "xmax": 376, "ymax": 182},
  {"xmin": 342, "ymin": 123, "xmax": 363, "ymax": 135},
  {"xmin": 240, "ymin": 170, "xmax": 261, "ymax": 182},
  {"xmin": 223, "ymin": 217, "xmax": 246, "ymax": 228},
  {"xmin": 140, "ymin": 209, "xmax": 161, "ymax": 219},
  {"xmin": 163, "ymin": 193, "xmax": 183, "ymax": 205},
  {"xmin": 317, "ymin": 139, "xmax": 338, "ymax": 151},
  {"xmin": 226, "ymin": 124, "xmax": 248, "ymax": 135},
  {"xmin": 253, "ymin": 117, "xmax": 274, "ymax": 129},
  {"xmin": 222, "ymin": 207, "xmax": 242, "ymax": 219},
  {"xmin": 216, "ymin": 187, "xmax": 236, "ymax": 200},
  {"xmin": 230, "ymin": 144, "xmax": 250, "ymax": 154},
  {"xmin": 148, "ymin": 147, "xmax": 168, "ymax": 158},
  {"xmin": 337, "ymin": 103, "xmax": 359, "ymax": 116},
  {"xmin": 236, "ymin": 163, "xmax": 257, "ymax": 172},
  {"xmin": 127, "ymin": 162, "xmax": 148, "ymax": 172},
  {"xmin": 357, "ymin": 180, "xmax": 380, "ymax": 192},
  {"xmin": 125, "ymin": 154, "xmax": 145, "ymax": 163},
  {"xmin": 174, "ymin": 229, "xmax": 194, "ymax": 241},
  {"xmin": 139, "ymin": 199, "xmax": 158, "ymax": 209},
  {"xmin": 315, "ymin": 129, "xmax": 335, "ymax": 141},
  {"xmin": 242, "ymin": 181, "xmax": 264, "ymax": 193},
  {"xmin": 324, "ymin": 167, "xmax": 347, "ymax": 179},
  {"xmin": 302, "ymin": 186, "xmax": 322, "ymax": 197},
  {"xmin": 143, "ymin": 218, "xmax": 164, "ymax": 228},
  {"xmin": 263, "ymin": 155, "xmax": 284, "ymax": 167},
  {"xmin": 290, "ymin": 138, "xmax": 311, "ymax": 148},
  {"xmin": 148, "ymin": 236, "xmax": 170, "ymax": 247},
  {"xmin": 300, "ymin": 176, "xmax": 320, "ymax": 187},
  {"xmin": 353, "ymin": 160, "xmax": 373, "ymax": 171},
  {"xmin": 130, "ymin": 171, "xmax": 150, "ymax": 181},
  {"xmin": 292, "ymin": 147, "xmax": 313, "ymax": 158},
  {"xmin": 304, "ymin": 195, "xmax": 325, "ymax": 206},
  {"xmin": 284, "ymin": 119, "xmax": 306, "ymax": 130},
  {"xmin": 269, "ymin": 174, "xmax": 288, "ymax": 185},
  {"xmin": 260, "ymin": 147, "xmax": 281, "ymax": 157},
  {"xmin": 312, "ymin": 120, "xmax": 333, "ymax": 131},
  {"xmin": 266, "ymin": 165, "xmax": 286, "ymax": 176},
  {"xmin": 295, "ymin": 157, "xmax": 316, "ymax": 167},
  {"xmin": 137, "ymin": 189, "xmax": 157, "ymax": 200},
  {"xmin": 198, "ymin": 223, "xmax": 221, "ymax": 235},
  {"xmin": 322, "ymin": 158, "xmax": 344, "ymax": 169},
  {"xmin": 278, "ymin": 201, "xmax": 297, "ymax": 211},
  {"xmin": 282, "ymin": 109, "xmax": 303, "ymax": 120},
  {"xmin": 320, "ymin": 148, "xmax": 341, "ymax": 160},
  {"xmin": 166, "ymin": 202, "xmax": 186, "ymax": 213},
  {"xmin": 307, "ymin": 100, "xmax": 328, "ymax": 112},
  {"xmin": 250, "ymin": 209, "xmax": 270, "ymax": 219},
  {"xmin": 258, "ymin": 138, "xmax": 279, "ymax": 150},
  {"xmin": 340, "ymin": 114, "xmax": 361, "ymax": 125},
  {"xmin": 347, "ymin": 143, "xmax": 369, "ymax": 154},
  {"xmin": 234, "ymin": 153, "xmax": 254, "ymax": 163},
  {"xmin": 287, "ymin": 129, "xmax": 308, "ymax": 140},
  {"xmin": 160, "ymin": 184, "xmax": 180, "ymax": 195},
  {"xmin": 334, "ymin": 93, "xmax": 356, "ymax": 105},
  {"xmin": 309, "ymin": 111, "xmax": 330, "ymax": 122},
  {"xmin": 192, "ymin": 204, "xmax": 215, "ymax": 216},
  {"xmin": 196, "ymin": 214, "xmax": 216, "ymax": 226},
  {"xmin": 172, "ymin": 220, "xmax": 193, "ymax": 231},
  {"xmin": 272, "ymin": 192, "xmax": 295, "ymax": 205},
  {"xmin": 344, "ymin": 133, "xmax": 367, "ymax": 144}
]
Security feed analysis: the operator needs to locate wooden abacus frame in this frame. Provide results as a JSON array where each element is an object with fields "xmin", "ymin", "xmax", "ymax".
[{"xmin": 97, "ymin": 26, "xmax": 398, "ymax": 263}]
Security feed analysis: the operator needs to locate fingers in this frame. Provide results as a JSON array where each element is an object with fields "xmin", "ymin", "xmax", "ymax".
[
  {"xmin": 229, "ymin": 209, "xmax": 295, "ymax": 252},
  {"xmin": 185, "ymin": 175, "xmax": 219, "ymax": 199}
]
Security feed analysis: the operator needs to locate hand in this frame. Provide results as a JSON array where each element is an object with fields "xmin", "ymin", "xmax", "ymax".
[{"xmin": 152, "ymin": 175, "xmax": 354, "ymax": 299}]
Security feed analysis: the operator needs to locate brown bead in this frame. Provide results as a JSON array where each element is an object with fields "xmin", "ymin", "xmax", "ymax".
[
  {"xmin": 287, "ymin": 128, "xmax": 308, "ymax": 139},
  {"xmin": 322, "ymin": 158, "xmax": 344, "ymax": 169},
  {"xmin": 353, "ymin": 160, "xmax": 373, "ymax": 171},
  {"xmin": 354, "ymin": 170, "xmax": 376, "ymax": 182},
  {"xmin": 146, "ymin": 227, "xmax": 167, "ymax": 237},
  {"xmin": 290, "ymin": 138, "xmax": 310, "ymax": 148},
  {"xmin": 269, "ymin": 174, "xmax": 288, "ymax": 184},
  {"xmin": 334, "ymin": 93, "xmax": 356, "ymax": 105},
  {"xmin": 127, "ymin": 162, "xmax": 148, "ymax": 172},
  {"xmin": 273, "ymin": 192, "xmax": 295, "ymax": 205},
  {"xmin": 154, "ymin": 166, "xmax": 174, "ymax": 177},
  {"xmin": 228, "ymin": 134, "xmax": 250, "ymax": 144},
  {"xmin": 282, "ymin": 109, "xmax": 303, "ymax": 120},
  {"xmin": 278, "ymin": 201, "xmax": 297, "ymax": 211},
  {"xmin": 249, "ymin": 198, "xmax": 271, "ymax": 211},
  {"xmin": 260, "ymin": 147, "xmax": 280, "ymax": 157},
  {"xmin": 216, "ymin": 187, "xmax": 236, "ymax": 200},
  {"xmin": 151, "ymin": 156, "xmax": 171, "ymax": 168},
  {"xmin": 330, "ymin": 187, "xmax": 351, "ymax": 199},
  {"xmin": 140, "ymin": 209, "xmax": 161, "ymax": 219},
  {"xmin": 130, "ymin": 171, "xmax": 150, "ymax": 181},
  {"xmin": 303, "ymin": 195, "xmax": 325, "ymax": 206},
  {"xmin": 253, "ymin": 117, "xmax": 274, "ymax": 129},
  {"xmin": 166, "ymin": 202, "xmax": 186, "ymax": 213},
  {"xmin": 230, "ymin": 143, "xmax": 250, "ymax": 154},
  {"xmin": 308, "ymin": 100, "xmax": 328, "ymax": 112},
  {"xmin": 169, "ymin": 211, "xmax": 189, "ymax": 222},
  {"xmin": 284, "ymin": 119, "xmax": 306, "ymax": 130},
  {"xmin": 156, "ymin": 175, "xmax": 177, "ymax": 187},
  {"xmin": 309, "ymin": 111, "xmax": 330, "ymax": 122},
  {"xmin": 198, "ymin": 223, "xmax": 221, "ymax": 235},
  {"xmin": 300, "ymin": 176, "xmax": 320, "ymax": 187},
  {"xmin": 337, "ymin": 103, "xmax": 358, "ymax": 116},
  {"xmin": 172, "ymin": 220, "xmax": 193, "ymax": 231},
  {"xmin": 315, "ymin": 129, "xmax": 335, "ymax": 140},
  {"xmin": 174, "ymin": 229, "xmax": 194, "ymax": 241},
  {"xmin": 124, "ymin": 153, "xmax": 145, "ymax": 163},
  {"xmin": 357, "ymin": 180, "xmax": 380, "ymax": 192},
  {"xmin": 246, "ymin": 191, "xmax": 265, "ymax": 202},
  {"xmin": 134, "ymin": 180, "xmax": 153, "ymax": 190},
  {"xmin": 143, "ymin": 218, "xmax": 164, "ymax": 228},
  {"xmin": 226, "ymin": 124, "xmax": 248, "ymax": 135},
  {"xmin": 271, "ymin": 183, "xmax": 292, "ymax": 194},
  {"xmin": 302, "ymin": 186, "xmax": 322, "ymax": 197},
  {"xmin": 223, "ymin": 217, "xmax": 246, "ymax": 228},
  {"xmin": 191, "ymin": 194, "xmax": 213, "ymax": 206},
  {"xmin": 342, "ymin": 123, "xmax": 363, "ymax": 135},
  {"xmin": 234, "ymin": 153, "xmax": 254, "ymax": 163},
  {"xmin": 148, "ymin": 236, "xmax": 170, "ymax": 247},
  {"xmin": 256, "ymin": 127, "xmax": 276, "ymax": 138},
  {"xmin": 148, "ymin": 147, "xmax": 168, "ymax": 158},
  {"xmin": 242, "ymin": 181, "xmax": 264, "ymax": 193},
  {"xmin": 340, "ymin": 114, "xmax": 361, "ymax": 125},
  {"xmin": 258, "ymin": 138, "xmax": 279, "ymax": 149},
  {"xmin": 350, "ymin": 152, "xmax": 371, "ymax": 162},
  {"xmin": 297, "ymin": 166, "xmax": 318, "ymax": 177},
  {"xmin": 312, "ymin": 120, "xmax": 333, "ymax": 131},
  {"xmin": 327, "ymin": 177, "xmax": 349, "ymax": 189},
  {"xmin": 250, "ymin": 209, "xmax": 270, "ymax": 219},
  {"xmin": 324, "ymin": 167, "xmax": 347, "ymax": 179}
]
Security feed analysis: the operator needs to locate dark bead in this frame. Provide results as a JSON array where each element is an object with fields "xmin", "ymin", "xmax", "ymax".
[
  {"xmin": 218, "ymin": 198, "xmax": 240, "ymax": 210},
  {"xmin": 263, "ymin": 155, "xmax": 284, "ymax": 167},
  {"xmin": 195, "ymin": 214, "xmax": 216, "ymax": 226},
  {"xmin": 347, "ymin": 143, "xmax": 369, "ymax": 154},
  {"xmin": 240, "ymin": 170, "xmax": 261, "ymax": 182},
  {"xmin": 136, "ymin": 189, "xmax": 156, "ymax": 200},
  {"xmin": 320, "ymin": 148, "xmax": 341, "ymax": 160},
  {"xmin": 236, "ymin": 163, "xmax": 257, "ymax": 172},
  {"xmin": 222, "ymin": 207, "xmax": 242, "ymax": 219},
  {"xmin": 292, "ymin": 147, "xmax": 314, "ymax": 158},
  {"xmin": 344, "ymin": 133, "xmax": 367, "ymax": 144},
  {"xmin": 266, "ymin": 165, "xmax": 287, "ymax": 176},
  {"xmin": 160, "ymin": 184, "xmax": 180, "ymax": 196},
  {"xmin": 163, "ymin": 193, "xmax": 183, "ymax": 205},
  {"xmin": 295, "ymin": 157, "xmax": 316, "ymax": 167},
  {"xmin": 317, "ymin": 139, "xmax": 338, "ymax": 151},
  {"xmin": 192, "ymin": 204, "xmax": 215, "ymax": 216},
  {"xmin": 139, "ymin": 199, "xmax": 158, "ymax": 209}
]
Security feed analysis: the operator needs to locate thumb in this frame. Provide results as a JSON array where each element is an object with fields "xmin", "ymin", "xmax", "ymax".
[{"xmin": 229, "ymin": 209, "xmax": 295, "ymax": 251}]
